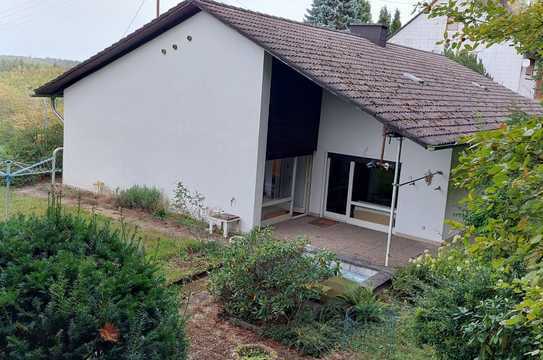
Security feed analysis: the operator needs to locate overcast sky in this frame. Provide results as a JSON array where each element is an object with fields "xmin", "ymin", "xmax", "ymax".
[{"xmin": 0, "ymin": 0, "xmax": 419, "ymax": 61}]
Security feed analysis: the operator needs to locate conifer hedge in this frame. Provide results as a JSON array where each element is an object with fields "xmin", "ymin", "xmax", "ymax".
[{"xmin": 0, "ymin": 203, "xmax": 187, "ymax": 359}]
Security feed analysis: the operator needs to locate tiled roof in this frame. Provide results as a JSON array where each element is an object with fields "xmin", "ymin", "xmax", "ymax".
[{"xmin": 35, "ymin": 0, "xmax": 543, "ymax": 147}]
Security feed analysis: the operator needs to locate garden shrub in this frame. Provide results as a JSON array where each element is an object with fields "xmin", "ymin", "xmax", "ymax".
[
  {"xmin": 410, "ymin": 256, "xmax": 495, "ymax": 359},
  {"xmin": 116, "ymin": 185, "xmax": 167, "ymax": 216},
  {"xmin": 264, "ymin": 320, "xmax": 341, "ymax": 357},
  {"xmin": 339, "ymin": 286, "xmax": 386, "ymax": 323},
  {"xmin": 391, "ymin": 259, "xmax": 438, "ymax": 303},
  {"xmin": 0, "ymin": 201, "xmax": 187, "ymax": 359},
  {"xmin": 397, "ymin": 234, "xmax": 535, "ymax": 359},
  {"xmin": 209, "ymin": 228, "xmax": 338, "ymax": 323},
  {"xmin": 388, "ymin": 115, "xmax": 543, "ymax": 358}
]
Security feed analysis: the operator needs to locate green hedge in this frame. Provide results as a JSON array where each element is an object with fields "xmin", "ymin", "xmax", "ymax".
[{"xmin": 0, "ymin": 203, "xmax": 187, "ymax": 359}]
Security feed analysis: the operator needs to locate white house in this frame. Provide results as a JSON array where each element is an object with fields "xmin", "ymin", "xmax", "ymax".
[
  {"xmin": 388, "ymin": 1, "xmax": 541, "ymax": 100},
  {"xmin": 35, "ymin": 0, "xmax": 542, "ymax": 246}
]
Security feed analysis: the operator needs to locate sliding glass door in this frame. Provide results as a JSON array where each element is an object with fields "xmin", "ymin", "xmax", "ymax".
[
  {"xmin": 261, "ymin": 156, "xmax": 312, "ymax": 225},
  {"xmin": 324, "ymin": 154, "xmax": 398, "ymax": 232}
]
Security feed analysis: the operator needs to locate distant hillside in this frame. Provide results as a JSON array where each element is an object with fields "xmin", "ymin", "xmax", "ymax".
[
  {"xmin": 0, "ymin": 55, "xmax": 77, "ymax": 129},
  {"xmin": 0, "ymin": 55, "xmax": 79, "ymax": 71}
]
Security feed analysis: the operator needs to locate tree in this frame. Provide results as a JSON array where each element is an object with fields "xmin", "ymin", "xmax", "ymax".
[
  {"xmin": 336, "ymin": 0, "xmax": 358, "ymax": 29},
  {"xmin": 356, "ymin": 0, "xmax": 372, "ymax": 23},
  {"xmin": 421, "ymin": 0, "xmax": 543, "ymax": 73},
  {"xmin": 305, "ymin": 0, "xmax": 335, "ymax": 28},
  {"xmin": 390, "ymin": 8, "xmax": 402, "ymax": 34},
  {"xmin": 305, "ymin": 0, "xmax": 359, "ymax": 30},
  {"xmin": 377, "ymin": 6, "xmax": 392, "ymax": 30},
  {"xmin": 443, "ymin": 48, "xmax": 490, "ymax": 77}
]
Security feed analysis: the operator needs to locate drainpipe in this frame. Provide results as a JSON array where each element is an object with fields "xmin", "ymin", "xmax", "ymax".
[
  {"xmin": 385, "ymin": 136, "xmax": 403, "ymax": 267},
  {"xmin": 49, "ymin": 96, "xmax": 64, "ymax": 124}
]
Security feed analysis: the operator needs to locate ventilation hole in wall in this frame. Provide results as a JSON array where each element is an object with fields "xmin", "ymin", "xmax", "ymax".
[
  {"xmin": 161, "ymin": 49, "xmax": 167, "ymax": 55},
  {"xmin": 172, "ymin": 44, "xmax": 178, "ymax": 50},
  {"xmin": 187, "ymin": 35, "xmax": 192, "ymax": 42}
]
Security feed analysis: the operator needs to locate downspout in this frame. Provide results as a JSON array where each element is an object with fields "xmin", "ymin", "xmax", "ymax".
[
  {"xmin": 385, "ymin": 136, "xmax": 403, "ymax": 267},
  {"xmin": 49, "ymin": 96, "xmax": 64, "ymax": 124}
]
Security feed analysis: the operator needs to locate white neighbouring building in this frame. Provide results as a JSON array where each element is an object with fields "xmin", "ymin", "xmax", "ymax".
[
  {"xmin": 35, "ymin": 0, "xmax": 543, "ymax": 247},
  {"xmin": 388, "ymin": 2, "xmax": 541, "ymax": 100}
]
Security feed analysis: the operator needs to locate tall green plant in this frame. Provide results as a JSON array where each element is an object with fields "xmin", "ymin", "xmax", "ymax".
[
  {"xmin": 390, "ymin": 9, "xmax": 402, "ymax": 34},
  {"xmin": 443, "ymin": 48, "xmax": 490, "ymax": 78},
  {"xmin": 377, "ymin": 6, "xmax": 392, "ymax": 30}
]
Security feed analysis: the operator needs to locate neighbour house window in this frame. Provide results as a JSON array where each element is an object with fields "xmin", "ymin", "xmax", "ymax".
[{"xmin": 525, "ymin": 58, "xmax": 535, "ymax": 77}]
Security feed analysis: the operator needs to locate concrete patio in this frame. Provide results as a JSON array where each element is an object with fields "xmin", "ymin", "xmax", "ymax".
[{"xmin": 272, "ymin": 216, "xmax": 439, "ymax": 268}]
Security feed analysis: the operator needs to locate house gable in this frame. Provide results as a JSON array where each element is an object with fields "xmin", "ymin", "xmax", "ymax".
[{"xmin": 62, "ymin": 11, "xmax": 270, "ymax": 232}]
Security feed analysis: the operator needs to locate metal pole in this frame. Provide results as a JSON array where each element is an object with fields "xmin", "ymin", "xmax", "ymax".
[
  {"xmin": 51, "ymin": 147, "xmax": 64, "ymax": 187},
  {"xmin": 5, "ymin": 161, "xmax": 11, "ymax": 219},
  {"xmin": 385, "ymin": 137, "xmax": 403, "ymax": 267},
  {"xmin": 156, "ymin": 0, "xmax": 160, "ymax": 17}
]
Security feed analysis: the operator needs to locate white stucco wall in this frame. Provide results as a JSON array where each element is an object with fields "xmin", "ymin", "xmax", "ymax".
[
  {"xmin": 309, "ymin": 92, "xmax": 453, "ymax": 242},
  {"xmin": 63, "ymin": 12, "xmax": 269, "ymax": 231},
  {"xmin": 389, "ymin": 12, "xmax": 535, "ymax": 98},
  {"xmin": 443, "ymin": 147, "xmax": 467, "ymax": 239},
  {"xmin": 388, "ymin": 12, "xmax": 446, "ymax": 54}
]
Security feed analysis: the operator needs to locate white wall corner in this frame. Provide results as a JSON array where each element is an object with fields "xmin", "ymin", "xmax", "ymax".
[{"xmin": 251, "ymin": 53, "xmax": 273, "ymax": 228}]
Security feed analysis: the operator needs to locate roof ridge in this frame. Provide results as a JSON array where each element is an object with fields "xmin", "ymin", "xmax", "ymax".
[
  {"xmin": 387, "ymin": 42, "xmax": 447, "ymax": 58},
  {"xmin": 194, "ymin": 0, "xmax": 381, "ymax": 43}
]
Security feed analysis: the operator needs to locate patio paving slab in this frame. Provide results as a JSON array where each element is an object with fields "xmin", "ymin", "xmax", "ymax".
[{"xmin": 273, "ymin": 216, "xmax": 439, "ymax": 268}]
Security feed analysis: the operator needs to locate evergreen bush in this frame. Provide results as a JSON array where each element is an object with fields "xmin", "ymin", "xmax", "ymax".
[{"xmin": 0, "ymin": 201, "xmax": 187, "ymax": 359}]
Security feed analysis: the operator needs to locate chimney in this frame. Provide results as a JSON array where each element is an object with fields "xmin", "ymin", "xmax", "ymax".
[{"xmin": 348, "ymin": 24, "xmax": 388, "ymax": 47}]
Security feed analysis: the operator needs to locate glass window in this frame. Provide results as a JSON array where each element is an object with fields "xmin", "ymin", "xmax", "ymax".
[
  {"xmin": 263, "ymin": 158, "xmax": 295, "ymax": 202},
  {"xmin": 325, "ymin": 156, "xmax": 351, "ymax": 215},
  {"xmin": 351, "ymin": 160, "xmax": 396, "ymax": 208}
]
